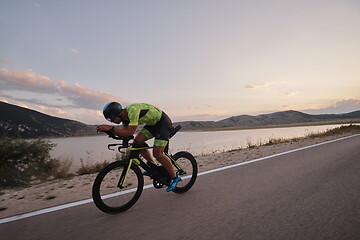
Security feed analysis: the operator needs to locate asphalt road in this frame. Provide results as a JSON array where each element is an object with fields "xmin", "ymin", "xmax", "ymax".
[{"xmin": 1, "ymin": 135, "xmax": 360, "ymax": 240}]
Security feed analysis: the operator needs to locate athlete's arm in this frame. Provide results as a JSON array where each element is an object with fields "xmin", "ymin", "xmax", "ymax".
[
  {"xmin": 115, "ymin": 125, "xmax": 137, "ymax": 137},
  {"xmin": 96, "ymin": 124, "xmax": 137, "ymax": 137},
  {"xmin": 97, "ymin": 106, "xmax": 139, "ymax": 137}
]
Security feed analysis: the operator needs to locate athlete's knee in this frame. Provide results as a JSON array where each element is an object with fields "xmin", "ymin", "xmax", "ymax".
[
  {"xmin": 153, "ymin": 148, "xmax": 164, "ymax": 160},
  {"xmin": 134, "ymin": 133, "xmax": 147, "ymax": 143}
]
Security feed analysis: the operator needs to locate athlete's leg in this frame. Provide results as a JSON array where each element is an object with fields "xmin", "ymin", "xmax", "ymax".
[
  {"xmin": 151, "ymin": 113, "xmax": 175, "ymax": 178},
  {"xmin": 134, "ymin": 132, "xmax": 155, "ymax": 163},
  {"xmin": 153, "ymin": 145, "xmax": 176, "ymax": 178}
]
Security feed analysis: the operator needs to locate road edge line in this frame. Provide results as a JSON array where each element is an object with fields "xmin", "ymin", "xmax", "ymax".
[
  {"xmin": 198, "ymin": 133, "xmax": 360, "ymax": 176},
  {"xmin": 1, "ymin": 133, "xmax": 359, "ymax": 224}
]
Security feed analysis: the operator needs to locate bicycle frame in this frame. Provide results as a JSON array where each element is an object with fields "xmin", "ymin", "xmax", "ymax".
[
  {"xmin": 116, "ymin": 142, "xmax": 187, "ymax": 189},
  {"xmin": 92, "ymin": 124, "xmax": 197, "ymax": 214},
  {"xmin": 104, "ymin": 125, "xmax": 184, "ymax": 189}
]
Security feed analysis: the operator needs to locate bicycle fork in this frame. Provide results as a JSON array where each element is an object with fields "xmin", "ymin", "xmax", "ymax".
[{"xmin": 117, "ymin": 158, "xmax": 141, "ymax": 189}]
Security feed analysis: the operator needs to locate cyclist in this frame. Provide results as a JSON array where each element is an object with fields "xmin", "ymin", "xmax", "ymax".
[{"xmin": 96, "ymin": 102, "xmax": 181, "ymax": 192}]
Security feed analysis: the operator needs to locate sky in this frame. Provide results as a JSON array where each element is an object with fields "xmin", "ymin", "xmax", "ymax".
[{"xmin": 1, "ymin": 0, "xmax": 360, "ymax": 124}]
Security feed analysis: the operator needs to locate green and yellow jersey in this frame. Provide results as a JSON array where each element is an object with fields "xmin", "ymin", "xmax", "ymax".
[{"xmin": 125, "ymin": 103, "xmax": 163, "ymax": 126}]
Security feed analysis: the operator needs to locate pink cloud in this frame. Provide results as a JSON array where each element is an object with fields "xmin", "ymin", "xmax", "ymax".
[
  {"xmin": 0, "ymin": 58, "xmax": 12, "ymax": 63},
  {"xmin": 0, "ymin": 68, "xmax": 127, "ymax": 110},
  {"xmin": 0, "ymin": 68, "xmax": 56, "ymax": 92},
  {"xmin": 58, "ymin": 82, "xmax": 125, "ymax": 109}
]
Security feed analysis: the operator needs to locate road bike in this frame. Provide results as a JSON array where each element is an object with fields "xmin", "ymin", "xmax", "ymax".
[{"xmin": 92, "ymin": 125, "xmax": 198, "ymax": 214}]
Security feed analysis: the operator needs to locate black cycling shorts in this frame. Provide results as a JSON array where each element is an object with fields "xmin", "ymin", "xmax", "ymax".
[{"xmin": 140, "ymin": 112, "xmax": 173, "ymax": 146}]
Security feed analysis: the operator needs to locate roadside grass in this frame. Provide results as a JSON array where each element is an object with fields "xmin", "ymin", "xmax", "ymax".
[
  {"xmin": 257, "ymin": 124, "xmax": 360, "ymax": 147},
  {"xmin": 76, "ymin": 160, "xmax": 110, "ymax": 175},
  {"xmin": 51, "ymin": 157, "xmax": 73, "ymax": 180},
  {"xmin": 76, "ymin": 151, "xmax": 128, "ymax": 175},
  {"xmin": 218, "ymin": 124, "xmax": 360, "ymax": 154},
  {"xmin": 305, "ymin": 124, "xmax": 360, "ymax": 138},
  {"xmin": 195, "ymin": 124, "xmax": 360, "ymax": 156}
]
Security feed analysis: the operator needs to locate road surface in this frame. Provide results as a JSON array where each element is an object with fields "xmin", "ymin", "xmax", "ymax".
[{"xmin": 1, "ymin": 135, "xmax": 360, "ymax": 240}]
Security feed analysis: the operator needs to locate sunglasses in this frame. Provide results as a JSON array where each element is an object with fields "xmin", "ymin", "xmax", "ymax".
[{"xmin": 106, "ymin": 115, "xmax": 121, "ymax": 122}]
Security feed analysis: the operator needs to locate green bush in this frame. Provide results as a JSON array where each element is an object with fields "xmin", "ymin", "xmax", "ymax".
[{"xmin": 0, "ymin": 137, "xmax": 60, "ymax": 187}]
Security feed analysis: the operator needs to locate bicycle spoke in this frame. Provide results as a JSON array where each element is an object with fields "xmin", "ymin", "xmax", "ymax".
[
  {"xmin": 92, "ymin": 161, "xmax": 143, "ymax": 213},
  {"xmin": 171, "ymin": 151, "xmax": 198, "ymax": 193}
]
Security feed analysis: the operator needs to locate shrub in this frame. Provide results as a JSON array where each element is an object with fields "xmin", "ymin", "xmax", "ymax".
[
  {"xmin": 76, "ymin": 150, "xmax": 129, "ymax": 175},
  {"xmin": 51, "ymin": 157, "xmax": 73, "ymax": 179},
  {"xmin": 0, "ymin": 137, "xmax": 60, "ymax": 187},
  {"xmin": 76, "ymin": 160, "xmax": 110, "ymax": 175}
]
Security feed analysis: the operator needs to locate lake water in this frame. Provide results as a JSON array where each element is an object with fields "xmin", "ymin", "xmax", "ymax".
[{"xmin": 49, "ymin": 124, "xmax": 352, "ymax": 171}]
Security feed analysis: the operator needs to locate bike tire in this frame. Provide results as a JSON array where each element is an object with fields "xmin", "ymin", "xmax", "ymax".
[
  {"xmin": 92, "ymin": 161, "xmax": 144, "ymax": 213},
  {"xmin": 172, "ymin": 151, "xmax": 198, "ymax": 194}
]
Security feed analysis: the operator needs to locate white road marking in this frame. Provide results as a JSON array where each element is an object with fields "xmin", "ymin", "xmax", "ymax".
[
  {"xmin": 198, "ymin": 133, "xmax": 360, "ymax": 176},
  {"xmin": 1, "ymin": 134, "xmax": 359, "ymax": 224}
]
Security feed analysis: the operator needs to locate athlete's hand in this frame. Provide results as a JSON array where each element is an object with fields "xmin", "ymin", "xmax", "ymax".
[{"xmin": 96, "ymin": 125, "xmax": 113, "ymax": 132}]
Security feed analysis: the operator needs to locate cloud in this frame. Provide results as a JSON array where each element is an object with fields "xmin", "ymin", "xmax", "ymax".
[
  {"xmin": 0, "ymin": 94, "xmax": 75, "ymax": 108},
  {"xmin": 303, "ymin": 99, "xmax": 360, "ymax": 114},
  {"xmin": 58, "ymin": 81, "xmax": 124, "ymax": 109},
  {"xmin": 0, "ymin": 97, "xmax": 9, "ymax": 103},
  {"xmin": 285, "ymin": 92, "xmax": 296, "ymax": 97},
  {"xmin": 245, "ymin": 82, "xmax": 272, "ymax": 89},
  {"xmin": 37, "ymin": 105, "xmax": 72, "ymax": 119},
  {"xmin": 0, "ymin": 58, "xmax": 12, "ymax": 64},
  {"xmin": 0, "ymin": 68, "xmax": 56, "ymax": 93},
  {"xmin": 70, "ymin": 48, "xmax": 79, "ymax": 54},
  {"xmin": 0, "ymin": 68, "xmax": 127, "ymax": 110}
]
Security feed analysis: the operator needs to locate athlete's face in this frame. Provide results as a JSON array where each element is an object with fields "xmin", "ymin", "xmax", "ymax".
[{"xmin": 111, "ymin": 116, "xmax": 121, "ymax": 124}]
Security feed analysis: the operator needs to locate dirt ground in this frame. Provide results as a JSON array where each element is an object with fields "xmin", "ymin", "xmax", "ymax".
[{"xmin": 0, "ymin": 132, "xmax": 356, "ymax": 219}]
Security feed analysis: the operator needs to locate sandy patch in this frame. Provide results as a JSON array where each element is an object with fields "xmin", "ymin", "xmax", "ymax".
[{"xmin": 0, "ymin": 133, "xmax": 356, "ymax": 219}]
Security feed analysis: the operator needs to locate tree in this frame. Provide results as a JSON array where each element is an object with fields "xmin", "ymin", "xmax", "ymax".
[{"xmin": 0, "ymin": 138, "xmax": 60, "ymax": 187}]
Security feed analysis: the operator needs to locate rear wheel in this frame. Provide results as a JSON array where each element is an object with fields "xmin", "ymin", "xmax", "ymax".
[
  {"xmin": 92, "ymin": 161, "xmax": 143, "ymax": 213},
  {"xmin": 171, "ymin": 151, "xmax": 198, "ymax": 194}
]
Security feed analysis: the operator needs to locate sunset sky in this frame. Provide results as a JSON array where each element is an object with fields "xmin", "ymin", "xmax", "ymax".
[{"xmin": 1, "ymin": 0, "xmax": 360, "ymax": 124}]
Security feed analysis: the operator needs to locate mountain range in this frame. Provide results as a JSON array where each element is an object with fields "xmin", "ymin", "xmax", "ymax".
[
  {"xmin": 1, "ymin": 101, "xmax": 359, "ymax": 138},
  {"xmin": 0, "ymin": 101, "xmax": 97, "ymax": 138},
  {"xmin": 175, "ymin": 110, "xmax": 360, "ymax": 131}
]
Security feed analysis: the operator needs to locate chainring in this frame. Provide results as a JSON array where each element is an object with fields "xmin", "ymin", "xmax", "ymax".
[
  {"xmin": 153, "ymin": 179, "xmax": 165, "ymax": 189},
  {"xmin": 150, "ymin": 165, "xmax": 171, "ymax": 189}
]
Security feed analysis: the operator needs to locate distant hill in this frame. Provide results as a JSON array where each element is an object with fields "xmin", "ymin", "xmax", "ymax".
[
  {"xmin": 0, "ymin": 101, "xmax": 97, "ymax": 138},
  {"xmin": 1, "ymin": 101, "xmax": 359, "ymax": 138},
  {"xmin": 175, "ymin": 110, "xmax": 360, "ymax": 131}
]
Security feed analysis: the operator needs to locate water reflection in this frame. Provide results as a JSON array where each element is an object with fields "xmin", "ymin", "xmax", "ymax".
[{"xmin": 50, "ymin": 124, "xmax": 353, "ymax": 171}]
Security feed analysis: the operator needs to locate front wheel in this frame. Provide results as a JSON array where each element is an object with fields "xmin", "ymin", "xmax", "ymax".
[
  {"xmin": 92, "ymin": 161, "xmax": 144, "ymax": 213},
  {"xmin": 172, "ymin": 151, "xmax": 198, "ymax": 194}
]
